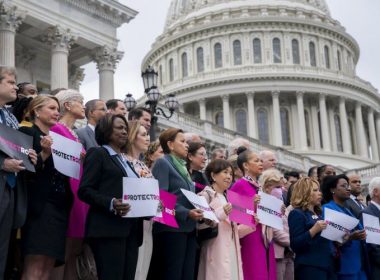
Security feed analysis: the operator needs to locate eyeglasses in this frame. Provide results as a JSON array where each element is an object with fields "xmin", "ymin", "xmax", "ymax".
[{"xmin": 337, "ymin": 183, "xmax": 350, "ymax": 190}]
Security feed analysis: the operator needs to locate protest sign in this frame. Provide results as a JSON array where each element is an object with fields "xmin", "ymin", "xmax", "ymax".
[
  {"xmin": 123, "ymin": 177, "xmax": 160, "ymax": 218},
  {"xmin": 181, "ymin": 189, "xmax": 219, "ymax": 222},
  {"xmin": 321, "ymin": 208, "xmax": 359, "ymax": 243},
  {"xmin": 0, "ymin": 124, "xmax": 35, "ymax": 172},
  {"xmin": 227, "ymin": 190, "xmax": 255, "ymax": 227},
  {"xmin": 256, "ymin": 191, "xmax": 283, "ymax": 230},
  {"xmin": 153, "ymin": 189, "xmax": 179, "ymax": 228},
  {"xmin": 50, "ymin": 131, "xmax": 82, "ymax": 179},
  {"xmin": 363, "ymin": 213, "xmax": 380, "ymax": 245}
]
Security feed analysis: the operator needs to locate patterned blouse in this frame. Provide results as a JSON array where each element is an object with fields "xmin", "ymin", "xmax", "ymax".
[{"xmin": 124, "ymin": 155, "xmax": 154, "ymax": 179}]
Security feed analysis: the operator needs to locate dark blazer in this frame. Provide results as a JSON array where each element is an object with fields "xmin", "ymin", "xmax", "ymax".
[
  {"xmin": 76, "ymin": 126, "xmax": 98, "ymax": 151},
  {"xmin": 0, "ymin": 152, "xmax": 27, "ymax": 228},
  {"xmin": 361, "ymin": 203, "xmax": 380, "ymax": 280},
  {"xmin": 19, "ymin": 125, "xmax": 72, "ymax": 217},
  {"xmin": 288, "ymin": 208, "xmax": 334, "ymax": 269},
  {"xmin": 78, "ymin": 147, "xmax": 143, "ymax": 241},
  {"xmin": 152, "ymin": 155, "xmax": 196, "ymax": 233},
  {"xmin": 345, "ymin": 197, "xmax": 365, "ymax": 219}
]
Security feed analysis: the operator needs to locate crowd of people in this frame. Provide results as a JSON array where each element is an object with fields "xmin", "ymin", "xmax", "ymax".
[{"xmin": 1, "ymin": 64, "xmax": 380, "ymax": 280}]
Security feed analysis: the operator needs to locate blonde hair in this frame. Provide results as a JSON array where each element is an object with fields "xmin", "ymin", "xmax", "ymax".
[
  {"xmin": 291, "ymin": 177, "xmax": 321, "ymax": 213},
  {"xmin": 259, "ymin": 168, "xmax": 283, "ymax": 193},
  {"xmin": 126, "ymin": 120, "xmax": 146, "ymax": 153},
  {"xmin": 54, "ymin": 89, "xmax": 83, "ymax": 114},
  {"xmin": 26, "ymin": 95, "xmax": 59, "ymax": 121}
]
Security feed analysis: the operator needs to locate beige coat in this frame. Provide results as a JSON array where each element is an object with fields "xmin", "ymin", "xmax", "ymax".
[{"xmin": 197, "ymin": 186, "xmax": 244, "ymax": 280}]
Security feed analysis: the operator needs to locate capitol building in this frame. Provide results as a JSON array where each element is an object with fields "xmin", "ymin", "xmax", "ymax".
[
  {"xmin": 2, "ymin": 0, "xmax": 380, "ymax": 181},
  {"xmin": 142, "ymin": 0, "xmax": 380, "ymax": 174}
]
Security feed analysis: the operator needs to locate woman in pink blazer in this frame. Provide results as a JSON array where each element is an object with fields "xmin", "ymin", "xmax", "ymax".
[
  {"xmin": 230, "ymin": 147, "xmax": 276, "ymax": 280},
  {"xmin": 197, "ymin": 159, "xmax": 243, "ymax": 280}
]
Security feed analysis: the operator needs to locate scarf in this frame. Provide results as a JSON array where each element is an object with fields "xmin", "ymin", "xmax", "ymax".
[{"xmin": 170, "ymin": 154, "xmax": 192, "ymax": 184}]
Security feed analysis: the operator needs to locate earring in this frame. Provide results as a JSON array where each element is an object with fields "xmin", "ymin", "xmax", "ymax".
[
  {"xmin": 36, "ymin": 114, "xmax": 40, "ymax": 118},
  {"xmin": 332, "ymin": 192, "xmax": 335, "ymax": 194}
]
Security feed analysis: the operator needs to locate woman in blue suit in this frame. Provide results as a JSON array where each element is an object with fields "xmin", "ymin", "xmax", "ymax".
[
  {"xmin": 288, "ymin": 177, "xmax": 336, "ymax": 280},
  {"xmin": 321, "ymin": 174, "xmax": 369, "ymax": 280}
]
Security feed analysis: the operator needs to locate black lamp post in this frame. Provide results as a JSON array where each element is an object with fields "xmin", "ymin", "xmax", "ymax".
[{"xmin": 124, "ymin": 66, "xmax": 179, "ymax": 141}]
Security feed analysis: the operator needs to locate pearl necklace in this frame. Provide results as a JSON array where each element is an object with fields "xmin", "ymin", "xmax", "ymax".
[{"xmin": 59, "ymin": 121, "xmax": 78, "ymax": 139}]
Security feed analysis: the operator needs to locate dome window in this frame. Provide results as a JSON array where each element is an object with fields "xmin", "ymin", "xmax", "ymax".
[
  {"xmin": 257, "ymin": 108, "xmax": 269, "ymax": 144},
  {"xmin": 233, "ymin": 40, "xmax": 242, "ymax": 65},
  {"xmin": 235, "ymin": 109, "xmax": 247, "ymax": 135},
  {"xmin": 169, "ymin": 58, "xmax": 174, "ymax": 81},
  {"xmin": 253, "ymin": 38, "xmax": 262, "ymax": 64},
  {"xmin": 197, "ymin": 47, "xmax": 204, "ymax": 73},
  {"xmin": 273, "ymin": 38, "xmax": 282, "ymax": 63},
  {"xmin": 292, "ymin": 39, "xmax": 300, "ymax": 65},
  {"xmin": 309, "ymin": 42, "xmax": 317, "ymax": 67},
  {"xmin": 280, "ymin": 108, "xmax": 291, "ymax": 146},
  {"xmin": 214, "ymin": 43, "xmax": 223, "ymax": 68},
  {"xmin": 181, "ymin": 52, "xmax": 188, "ymax": 78},
  {"xmin": 337, "ymin": 50, "xmax": 342, "ymax": 71},
  {"xmin": 324, "ymin": 46, "xmax": 330, "ymax": 69}
]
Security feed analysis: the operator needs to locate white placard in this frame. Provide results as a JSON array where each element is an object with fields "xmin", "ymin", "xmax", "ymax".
[
  {"xmin": 256, "ymin": 191, "xmax": 284, "ymax": 230},
  {"xmin": 321, "ymin": 208, "xmax": 359, "ymax": 243},
  {"xmin": 50, "ymin": 131, "xmax": 82, "ymax": 179},
  {"xmin": 122, "ymin": 177, "xmax": 160, "ymax": 218},
  {"xmin": 181, "ymin": 189, "xmax": 219, "ymax": 222},
  {"xmin": 363, "ymin": 213, "xmax": 380, "ymax": 245}
]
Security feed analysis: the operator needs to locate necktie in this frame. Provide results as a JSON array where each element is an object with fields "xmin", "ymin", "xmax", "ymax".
[
  {"xmin": 355, "ymin": 198, "xmax": 364, "ymax": 209},
  {"xmin": 0, "ymin": 109, "xmax": 17, "ymax": 188}
]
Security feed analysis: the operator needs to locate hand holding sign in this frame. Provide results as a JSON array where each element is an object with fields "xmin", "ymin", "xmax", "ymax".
[
  {"xmin": 181, "ymin": 189, "xmax": 219, "ymax": 223},
  {"xmin": 113, "ymin": 199, "xmax": 131, "ymax": 217},
  {"xmin": 256, "ymin": 191, "xmax": 284, "ymax": 230},
  {"xmin": 50, "ymin": 131, "xmax": 82, "ymax": 179},
  {"xmin": 363, "ymin": 213, "xmax": 380, "ymax": 245},
  {"xmin": 122, "ymin": 177, "xmax": 160, "ymax": 218},
  {"xmin": 321, "ymin": 208, "xmax": 359, "ymax": 243}
]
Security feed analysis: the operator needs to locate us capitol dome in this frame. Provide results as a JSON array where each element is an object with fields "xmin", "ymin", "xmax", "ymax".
[{"xmin": 142, "ymin": 0, "xmax": 380, "ymax": 171}]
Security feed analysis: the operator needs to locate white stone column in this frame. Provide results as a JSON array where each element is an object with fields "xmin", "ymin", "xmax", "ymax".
[
  {"xmin": 339, "ymin": 97, "xmax": 351, "ymax": 154},
  {"xmin": 246, "ymin": 91, "xmax": 257, "ymax": 138},
  {"xmin": 376, "ymin": 114, "xmax": 380, "ymax": 156},
  {"xmin": 368, "ymin": 109, "xmax": 379, "ymax": 161},
  {"xmin": 0, "ymin": 3, "xmax": 23, "ymax": 66},
  {"xmin": 319, "ymin": 93, "xmax": 331, "ymax": 151},
  {"xmin": 355, "ymin": 103, "xmax": 368, "ymax": 158},
  {"xmin": 199, "ymin": 98, "xmax": 206, "ymax": 120},
  {"xmin": 272, "ymin": 90, "xmax": 282, "ymax": 146},
  {"xmin": 310, "ymin": 103, "xmax": 321, "ymax": 150},
  {"xmin": 296, "ymin": 91, "xmax": 307, "ymax": 150},
  {"xmin": 93, "ymin": 46, "xmax": 123, "ymax": 101},
  {"xmin": 328, "ymin": 106, "xmax": 337, "ymax": 152},
  {"xmin": 222, "ymin": 95, "xmax": 231, "ymax": 129},
  {"xmin": 45, "ymin": 26, "xmax": 76, "ymax": 90}
]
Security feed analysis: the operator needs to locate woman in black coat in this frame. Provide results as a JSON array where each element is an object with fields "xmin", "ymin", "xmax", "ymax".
[
  {"xmin": 20, "ymin": 95, "xmax": 72, "ymax": 280},
  {"xmin": 78, "ymin": 114, "xmax": 142, "ymax": 280}
]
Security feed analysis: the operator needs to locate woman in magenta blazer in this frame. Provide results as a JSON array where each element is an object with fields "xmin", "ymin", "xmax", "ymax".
[{"xmin": 230, "ymin": 147, "xmax": 276, "ymax": 280}]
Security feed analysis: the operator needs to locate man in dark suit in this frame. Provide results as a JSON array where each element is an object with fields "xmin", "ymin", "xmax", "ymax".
[
  {"xmin": 76, "ymin": 99, "xmax": 106, "ymax": 151},
  {"xmin": 361, "ymin": 177, "xmax": 380, "ymax": 280},
  {"xmin": 345, "ymin": 174, "xmax": 366, "ymax": 218},
  {"xmin": 0, "ymin": 66, "xmax": 36, "ymax": 278}
]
